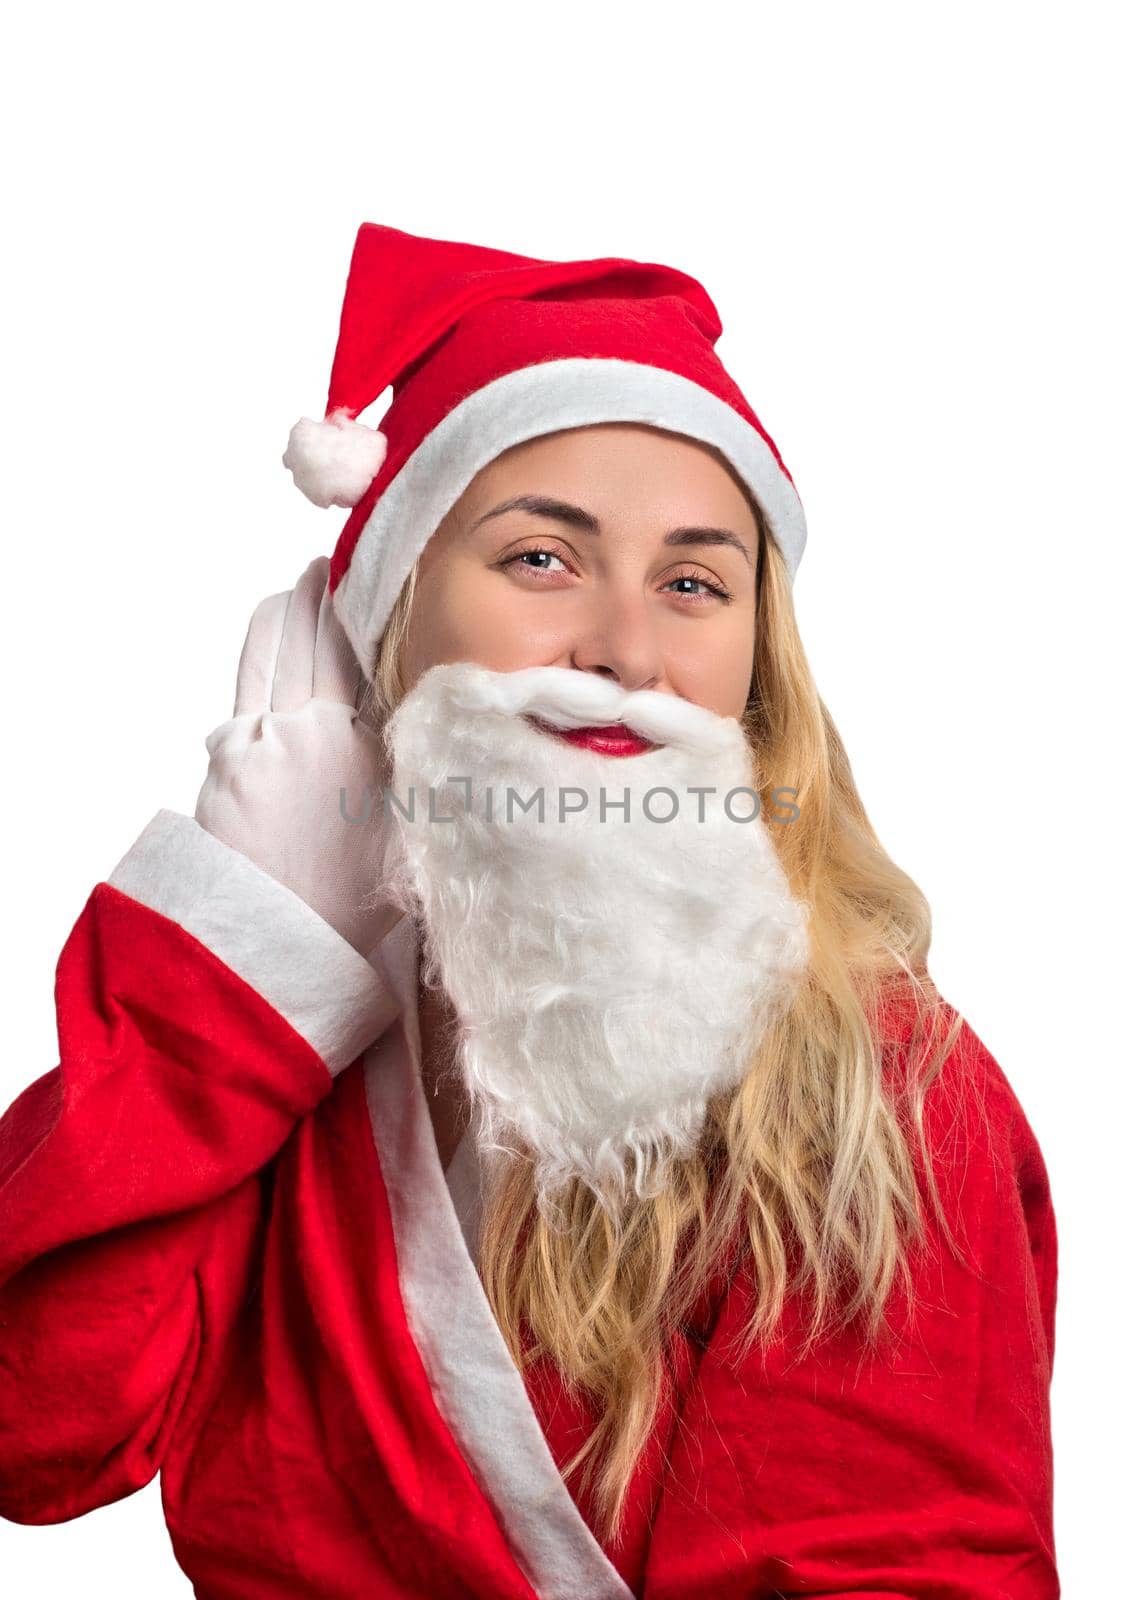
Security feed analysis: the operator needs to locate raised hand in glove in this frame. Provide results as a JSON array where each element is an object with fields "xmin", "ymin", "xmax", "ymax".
[{"xmin": 194, "ymin": 554, "xmax": 402, "ymax": 960}]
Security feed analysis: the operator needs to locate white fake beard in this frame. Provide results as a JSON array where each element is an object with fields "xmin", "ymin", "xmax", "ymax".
[{"xmin": 380, "ymin": 661, "xmax": 809, "ymax": 1218}]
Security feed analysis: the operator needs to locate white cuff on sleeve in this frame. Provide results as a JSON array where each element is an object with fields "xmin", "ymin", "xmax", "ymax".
[{"xmin": 108, "ymin": 809, "xmax": 399, "ymax": 1076}]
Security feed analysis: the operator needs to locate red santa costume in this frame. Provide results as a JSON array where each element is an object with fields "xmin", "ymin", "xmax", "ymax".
[{"xmin": 0, "ymin": 223, "xmax": 1058, "ymax": 1597}]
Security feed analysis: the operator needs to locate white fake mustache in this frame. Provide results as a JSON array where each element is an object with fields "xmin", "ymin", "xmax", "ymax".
[{"xmin": 434, "ymin": 661, "xmax": 744, "ymax": 757}]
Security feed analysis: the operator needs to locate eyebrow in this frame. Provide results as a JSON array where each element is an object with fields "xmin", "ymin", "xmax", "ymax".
[{"xmin": 469, "ymin": 493, "xmax": 755, "ymax": 570}]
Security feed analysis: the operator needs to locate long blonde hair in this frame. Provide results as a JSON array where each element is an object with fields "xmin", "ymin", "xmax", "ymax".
[{"xmin": 364, "ymin": 499, "xmax": 965, "ymax": 1547}]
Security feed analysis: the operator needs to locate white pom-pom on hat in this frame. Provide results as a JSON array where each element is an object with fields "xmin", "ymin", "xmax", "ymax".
[{"xmin": 282, "ymin": 406, "xmax": 389, "ymax": 509}]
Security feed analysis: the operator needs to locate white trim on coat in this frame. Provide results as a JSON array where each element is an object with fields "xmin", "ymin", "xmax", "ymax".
[
  {"xmin": 444, "ymin": 1124, "xmax": 485, "ymax": 1265},
  {"xmin": 363, "ymin": 913, "xmax": 635, "ymax": 1600},
  {"xmin": 332, "ymin": 355, "xmax": 809, "ymax": 677},
  {"xmin": 107, "ymin": 808, "xmax": 400, "ymax": 1077}
]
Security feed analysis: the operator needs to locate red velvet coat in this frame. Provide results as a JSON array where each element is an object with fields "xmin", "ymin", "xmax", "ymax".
[{"xmin": 0, "ymin": 810, "xmax": 1059, "ymax": 1597}]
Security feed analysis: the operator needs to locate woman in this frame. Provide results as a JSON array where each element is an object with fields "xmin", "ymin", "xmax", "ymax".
[{"xmin": 0, "ymin": 222, "xmax": 1058, "ymax": 1597}]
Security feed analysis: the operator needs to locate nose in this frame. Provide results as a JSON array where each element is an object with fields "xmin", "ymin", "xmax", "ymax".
[{"xmin": 567, "ymin": 593, "xmax": 664, "ymax": 694}]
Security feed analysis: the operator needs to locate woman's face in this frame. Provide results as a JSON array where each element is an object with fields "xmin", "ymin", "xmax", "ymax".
[{"xmin": 399, "ymin": 422, "xmax": 762, "ymax": 720}]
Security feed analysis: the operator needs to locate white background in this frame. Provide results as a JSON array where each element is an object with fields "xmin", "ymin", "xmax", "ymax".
[{"xmin": 2, "ymin": 3, "xmax": 1126, "ymax": 1593}]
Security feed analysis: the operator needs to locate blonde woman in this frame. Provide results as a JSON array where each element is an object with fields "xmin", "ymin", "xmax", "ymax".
[{"xmin": 0, "ymin": 223, "xmax": 1058, "ymax": 1598}]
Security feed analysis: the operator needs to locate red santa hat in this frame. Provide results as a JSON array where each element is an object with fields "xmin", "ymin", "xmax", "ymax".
[{"xmin": 283, "ymin": 222, "xmax": 808, "ymax": 678}]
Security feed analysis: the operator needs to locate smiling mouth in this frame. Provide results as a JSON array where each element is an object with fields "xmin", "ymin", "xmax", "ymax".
[{"xmin": 524, "ymin": 717, "xmax": 661, "ymax": 756}]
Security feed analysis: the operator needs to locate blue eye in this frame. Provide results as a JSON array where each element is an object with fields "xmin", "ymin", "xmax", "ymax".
[
  {"xmin": 665, "ymin": 574, "xmax": 731, "ymax": 602},
  {"xmin": 500, "ymin": 547, "xmax": 731, "ymax": 603},
  {"xmin": 504, "ymin": 549, "xmax": 568, "ymax": 573}
]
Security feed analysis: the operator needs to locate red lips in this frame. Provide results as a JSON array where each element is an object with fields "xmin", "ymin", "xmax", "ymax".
[{"xmin": 525, "ymin": 717, "xmax": 659, "ymax": 757}]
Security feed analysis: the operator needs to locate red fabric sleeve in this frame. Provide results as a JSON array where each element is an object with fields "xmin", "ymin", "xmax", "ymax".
[
  {"xmin": 0, "ymin": 812, "xmax": 396, "ymax": 1526},
  {"xmin": 644, "ymin": 1009, "xmax": 1059, "ymax": 1599}
]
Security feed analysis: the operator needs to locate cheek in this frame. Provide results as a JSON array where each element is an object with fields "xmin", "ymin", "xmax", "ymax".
[
  {"xmin": 402, "ymin": 562, "xmax": 572, "ymax": 680},
  {"xmin": 668, "ymin": 619, "xmax": 756, "ymax": 720}
]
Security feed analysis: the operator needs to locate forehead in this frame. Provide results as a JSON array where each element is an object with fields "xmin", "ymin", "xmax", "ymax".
[{"xmin": 466, "ymin": 423, "xmax": 763, "ymax": 524}]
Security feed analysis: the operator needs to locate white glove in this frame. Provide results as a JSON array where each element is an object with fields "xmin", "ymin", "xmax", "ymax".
[{"xmin": 194, "ymin": 554, "xmax": 403, "ymax": 960}]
